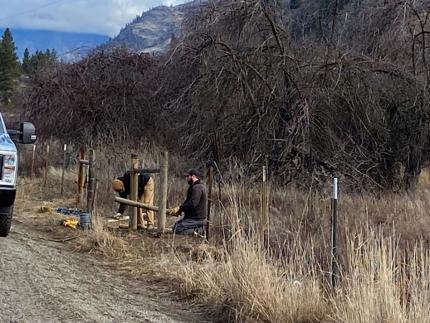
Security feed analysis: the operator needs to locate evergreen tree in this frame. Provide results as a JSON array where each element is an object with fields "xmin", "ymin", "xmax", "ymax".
[
  {"xmin": 27, "ymin": 48, "xmax": 58, "ymax": 77},
  {"xmin": 49, "ymin": 48, "xmax": 58, "ymax": 61},
  {"xmin": 0, "ymin": 28, "xmax": 20, "ymax": 103},
  {"xmin": 289, "ymin": 0, "xmax": 301, "ymax": 9},
  {"xmin": 22, "ymin": 47, "xmax": 31, "ymax": 75}
]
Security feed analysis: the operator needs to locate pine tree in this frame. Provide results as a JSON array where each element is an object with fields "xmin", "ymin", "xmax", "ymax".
[
  {"xmin": 26, "ymin": 48, "xmax": 58, "ymax": 77},
  {"xmin": 0, "ymin": 28, "xmax": 20, "ymax": 103},
  {"xmin": 49, "ymin": 48, "xmax": 58, "ymax": 61},
  {"xmin": 289, "ymin": 0, "xmax": 301, "ymax": 9},
  {"xmin": 22, "ymin": 48, "xmax": 31, "ymax": 75}
]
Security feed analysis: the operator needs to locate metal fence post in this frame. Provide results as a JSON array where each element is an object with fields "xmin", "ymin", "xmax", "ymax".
[
  {"xmin": 331, "ymin": 175, "xmax": 338, "ymax": 288},
  {"xmin": 60, "ymin": 144, "xmax": 67, "ymax": 196},
  {"xmin": 260, "ymin": 165, "xmax": 269, "ymax": 242},
  {"xmin": 206, "ymin": 164, "xmax": 214, "ymax": 241}
]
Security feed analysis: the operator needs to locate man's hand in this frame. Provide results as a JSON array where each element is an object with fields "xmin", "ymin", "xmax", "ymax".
[
  {"xmin": 167, "ymin": 206, "xmax": 181, "ymax": 216},
  {"xmin": 112, "ymin": 212, "xmax": 122, "ymax": 219}
]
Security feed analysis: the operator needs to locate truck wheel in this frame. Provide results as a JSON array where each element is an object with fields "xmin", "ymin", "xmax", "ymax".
[{"xmin": 0, "ymin": 207, "xmax": 13, "ymax": 237}]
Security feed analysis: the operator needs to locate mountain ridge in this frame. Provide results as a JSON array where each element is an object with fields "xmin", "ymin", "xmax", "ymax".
[{"xmin": 0, "ymin": 27, "xmax": 109, "ymax": 60}]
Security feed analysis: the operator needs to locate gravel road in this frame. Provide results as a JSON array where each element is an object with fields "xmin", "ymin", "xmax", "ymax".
[{"xmin": 0, "ymin": 221, "xmax": 204, "ymax": 323}]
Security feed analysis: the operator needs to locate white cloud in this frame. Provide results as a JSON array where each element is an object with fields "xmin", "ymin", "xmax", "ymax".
[{"xmin": 0, "ymin": 0, "xmax": 187, "ymax": 36}]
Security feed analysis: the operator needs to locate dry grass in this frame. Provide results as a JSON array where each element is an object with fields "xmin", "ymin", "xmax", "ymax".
[
  {"xmin": 168, "ymin": 226, "xmax": 430, "ymax": 323},
  {"xmin": 74, "ymin": 215, "xmax": 129, "ymax": 258},
  {"xmin": 158, "ymin": 178, "xmax": 430, "ymax": 322},
  {"xmin": 16, "ymin": 146, "xmax": 430, "ymax": 322},
  {"xmin": 171, "ymin": 237, "xmax": 327, "ymax": 323},
  {"xmin": 331, "ymin": 232, "xmax": 430, "ymax": 323}
]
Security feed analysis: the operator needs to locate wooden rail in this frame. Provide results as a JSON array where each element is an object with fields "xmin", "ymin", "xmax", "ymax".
[
  {"xmin": 140, "ymin": 168, "xmax": 160, "ymax": 174},
  {"xmin": 115, "ymin": 197, "xmax": 159, "ymax": 212}
]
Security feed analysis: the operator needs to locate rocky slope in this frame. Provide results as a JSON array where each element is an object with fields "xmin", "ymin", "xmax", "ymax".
[{"xmin": 102, "ymin": 1, "xmax": 203, "ymax": 53}]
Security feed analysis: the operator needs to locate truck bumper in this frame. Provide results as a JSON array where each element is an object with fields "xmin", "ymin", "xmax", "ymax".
[{"xmin": 0, "ymin": 187, "xmax": 16, "ymax": 207}]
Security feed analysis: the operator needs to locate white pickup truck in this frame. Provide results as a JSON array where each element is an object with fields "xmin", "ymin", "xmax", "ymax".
[{"xmin": 0, "ymin": 112, "xmax": 36, "ymax": 236}]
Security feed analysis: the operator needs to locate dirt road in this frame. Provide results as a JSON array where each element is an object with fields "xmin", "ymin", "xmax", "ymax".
[{"xmin": 0, "ymin": 219, "xmax": 205, "ymax": 323}]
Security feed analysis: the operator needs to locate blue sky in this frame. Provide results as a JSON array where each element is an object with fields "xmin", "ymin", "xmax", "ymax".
[{"xmin": 0, "ymin": 0, "xmax": 187, "ymax": 36}]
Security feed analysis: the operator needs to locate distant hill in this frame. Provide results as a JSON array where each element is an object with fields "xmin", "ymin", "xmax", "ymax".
[
  {"xmin": 102, "ymin": 6, "xmax": 183, "ymax": 53},
  {"xmin": 102, "ymin": 1, "xmax": 204, "ymax": 54},
  {"xmin": 0, "ymin": 28, "xmax": 110, "ymax": 61}
]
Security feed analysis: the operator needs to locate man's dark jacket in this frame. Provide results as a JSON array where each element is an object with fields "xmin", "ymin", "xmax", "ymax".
[
  {"xmin": 179, "ymin": 180, "xmax": 207, "ymax": 220},
  {"xmin": 117, "ymin": 170, "xmax": 151, "ymax": 214}
]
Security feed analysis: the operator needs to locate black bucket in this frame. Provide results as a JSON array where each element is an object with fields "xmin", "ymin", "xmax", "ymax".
[{"xmin": 79, "ymin": 212, "xmax": 91, "ymax": 230}]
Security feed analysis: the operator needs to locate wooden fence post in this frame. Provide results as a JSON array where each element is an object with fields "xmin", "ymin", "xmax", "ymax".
[
  {"xmin": 158, "ymin": 151, "xmax": 168, "ymax": 234},
  {"xmin": 30, "ymin": 144, "xmax": 36, "ymax": 179},
  {"xmin": 86, "ymin": 149, "xmax": 96, "ymax": 214},
  {"xmin": 206, "ymin": 165, "xmax": 214, "ymax": 241},
  {"xmin": 92, "ymin": 180, "xmax": 99, "ymax": 214},
  {"xmin": 129, "ymin": 154, "xmax": 139, "ymax": 231},
  {"xmin": 77, "ymin": 146, "xmax": 86, "ymax": 206},
  {"xmin": 43, "ymin": 144, "xmax": 50, "ymax": 187}
]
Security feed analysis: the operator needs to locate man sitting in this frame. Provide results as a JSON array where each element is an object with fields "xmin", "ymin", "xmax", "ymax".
[{"xmin": 168, "ymin": 169, "xmax": 207, "ymax": 235}]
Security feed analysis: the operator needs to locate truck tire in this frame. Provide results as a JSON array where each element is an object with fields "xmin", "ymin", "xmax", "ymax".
[{"xmin": 0, "ymin": 206, "xmax": 13, "ymax": 237}]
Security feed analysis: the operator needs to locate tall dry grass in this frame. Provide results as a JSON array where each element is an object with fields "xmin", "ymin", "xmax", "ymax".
[
  {"xmin": 170, "ymin": 215, "xmax": 430, "ymax": 322},
  {"xmin": 166, "ymin": 175, "xmax": 430, "ymax": 322},
  {"xmin": 332, "ymin": 232, "xmax": 430, "ymax": 323},
  {"xmin": 17, "ymin": 142, "xmax": 430, "ymax": 322},
  {"xmin": 171, "ymin": 236, "xmax": 327, "ymax": 322},
  {"xmin": 166, "ymin": 189, "xmax": 327, "ymax": 322},
  {"xmin": 75, "ymin": 214, "xmax": 129, "ymax": 258}
]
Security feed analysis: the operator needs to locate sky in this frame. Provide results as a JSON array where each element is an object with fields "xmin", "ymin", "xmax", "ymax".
[{"xmin": 0, "ymin": 0, "xmax": 187, "ymax": 37}]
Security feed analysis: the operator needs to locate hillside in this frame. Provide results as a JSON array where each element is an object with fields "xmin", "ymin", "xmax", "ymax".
[
  {"xmin": 102, "ymin": 6, "xmax": 182, "ymax": 53},
  {"xmin": 102, "ymin": 1, "xmax": 203, "ymax": 53}
]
